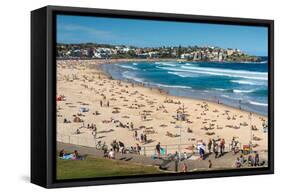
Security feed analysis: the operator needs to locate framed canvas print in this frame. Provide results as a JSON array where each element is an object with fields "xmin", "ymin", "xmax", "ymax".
[{"xmin": 31, "ymin": 5, "xmax": 274, "ymax": 188}]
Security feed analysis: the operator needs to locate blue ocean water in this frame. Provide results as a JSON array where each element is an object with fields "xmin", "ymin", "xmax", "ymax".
[{"xmin": 101, "ymin": 60, "xmax": 268, "ymax": 116}]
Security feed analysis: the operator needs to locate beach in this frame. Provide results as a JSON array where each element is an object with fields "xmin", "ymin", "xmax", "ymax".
[{"xmin": 56, "ymin": 59, "xmax": 268, "ymax": 159}]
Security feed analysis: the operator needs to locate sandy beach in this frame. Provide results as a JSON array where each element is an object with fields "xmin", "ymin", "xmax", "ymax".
[{"xmin": 56, "ymin": 59, "xmax": 268, "ymax": 157}]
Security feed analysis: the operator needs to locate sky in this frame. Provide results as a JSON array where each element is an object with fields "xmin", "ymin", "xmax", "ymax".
[{"xmin": 57, "ymin": 15, "xmax": 268, "ymax": 56}]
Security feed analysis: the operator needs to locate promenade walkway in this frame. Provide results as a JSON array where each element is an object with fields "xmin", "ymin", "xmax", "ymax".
[{"xmin": 57, "ymin": 142, "xmax": 267, "ymax": 172}]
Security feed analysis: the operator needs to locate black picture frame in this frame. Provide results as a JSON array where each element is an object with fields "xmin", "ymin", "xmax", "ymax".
[{"xmin": 31, "ymin": 5, "xmax": 274, "ymax": 188}]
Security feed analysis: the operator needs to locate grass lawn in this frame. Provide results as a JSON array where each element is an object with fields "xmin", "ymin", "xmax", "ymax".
[{"xmin": 57, "ymin": 155, "xmax": 163, "ymax": 180}]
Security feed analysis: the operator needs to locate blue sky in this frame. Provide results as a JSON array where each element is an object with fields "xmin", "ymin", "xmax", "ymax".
[{"xmin": 57, "ymin": 15, "xmax": 268, "ymax": 56}]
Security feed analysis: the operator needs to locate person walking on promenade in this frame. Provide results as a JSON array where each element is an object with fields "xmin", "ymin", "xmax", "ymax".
[
  {"xmin": 156, "ymin": 142, "xmax": 161, "ymax": 158},
  {"xmin": 208, "ymin": 139, "xmax": 212, "ymax": 153},
  {"xmin": 220, "ymin": 138, "xmax": 225, "ymax": 156}
]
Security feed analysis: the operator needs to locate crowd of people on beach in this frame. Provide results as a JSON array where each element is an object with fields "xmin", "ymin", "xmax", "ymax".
[
  {"xmin": 56, "ymin": 60, "xmax": 268, "ymax": 173},
  {"xmin": 133, "ymin": 130, "xmax": 149, "ymax": 144}
]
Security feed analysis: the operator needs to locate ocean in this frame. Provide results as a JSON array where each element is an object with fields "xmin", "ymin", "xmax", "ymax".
[{"xmin": 101, "ymin": 60, "xmax": 268, "ymax": 116}]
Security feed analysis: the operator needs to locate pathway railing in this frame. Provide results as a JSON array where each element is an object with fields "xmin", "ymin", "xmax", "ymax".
[
  {"xmin": 57, "ymin": 133, "xmax": 243, "ymax": 157},
  {"xmin": 57, "ymin": 133, "xmax": 96, "ymax": 147}
]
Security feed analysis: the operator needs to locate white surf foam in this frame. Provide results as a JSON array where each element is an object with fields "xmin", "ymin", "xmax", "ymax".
[
  {"xmin": 221, "ymin": 95, "xmax": 243, "ymax": 101},
  {"xmin": 212, "ymin": 88, "xmax": 228, "ymax": 91},
  {"xmin": 167, "ymin": 71, "xmax": 198, "ymax": 78},
  {"xmin": 230, "ymin": 80, "xmax": 267, "ymax": 86},
  {"xmin": 158, "ymin": 66, "xmax": 268, "ymax": 81},
  {"xmin": 248, "ymin": 101, "xmax": 268, "ymax": 107},
  {"xmin": 154, "ymin": 83, "xmax": 192, "ymax": 89},
  {"xmin": 122, "ymin": 71, "xmax": 144, "ymax": 83},
  {"xmin": 233, "ymin": 89, "xmax": 255, "ymax": 93},
  {"xmin": 119, "ymin": 65, "xmax": 138, "ymax": 70},
  {"xmin": 155, "ymin": 62, "xmax": 177, "ymax": 67}
]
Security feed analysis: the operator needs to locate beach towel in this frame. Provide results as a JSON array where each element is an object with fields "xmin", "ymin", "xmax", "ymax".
[
  {"xmin": 62, "ymin": 154, "xmax": 74, "ymax": 160},
  {"xmin": 79, "ymin": 107, "xmax": 89, "ymax": 112}
]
